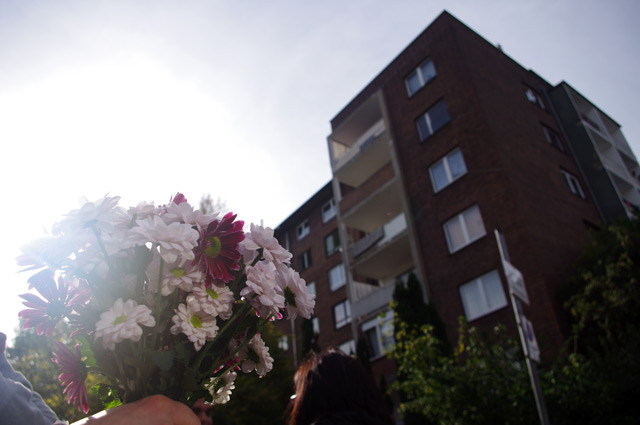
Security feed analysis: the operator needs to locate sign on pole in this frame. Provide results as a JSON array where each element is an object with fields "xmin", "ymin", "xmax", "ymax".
[
  {"xmin": 521, "ymin": 315, "xmax": 541, "ymax": 362},
  {"xmin": 501, "ymin": 259, "xmax": 530, "ymax": 305}
]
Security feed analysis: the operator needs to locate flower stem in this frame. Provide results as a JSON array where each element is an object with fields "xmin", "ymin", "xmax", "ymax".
[{"xmin": 151, "ymin": 255, "xmax": 165, "ymax": 349}]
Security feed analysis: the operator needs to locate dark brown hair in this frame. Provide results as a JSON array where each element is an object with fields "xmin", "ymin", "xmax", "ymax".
[{"xmin": 288, "ymin": 348, "xmax": 394, "ymax": 425}]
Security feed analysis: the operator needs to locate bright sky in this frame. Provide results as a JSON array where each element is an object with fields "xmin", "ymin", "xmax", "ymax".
[{"xmin": 2, "ymin": 0, "xmax": 639, "ymax": 345}]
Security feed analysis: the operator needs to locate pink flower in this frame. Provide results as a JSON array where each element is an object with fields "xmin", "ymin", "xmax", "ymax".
[
  {"xmin": 19, "ymin": 271, "xmax": 74, "ymax": 336},
  {"xmin": 171, "ymin": 192, "xmax": 188, "ymax": 204},
  {"xmin": 52, "ymin": 342, "xmax": 89, "ymax": 414},
  {"xmin": 192, "ymin": 212, "xmax": 245, "ymax": 285}
]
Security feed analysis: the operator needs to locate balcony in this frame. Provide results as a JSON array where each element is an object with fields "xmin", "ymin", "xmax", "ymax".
[
  {"xmin": 350, "ymin": 280, "xmax": 396, "ymax": 320},
  {"xmin": 349, "ymin": 214, "xmax": 412, "ymax": 282},
  {"xmin": 329, "ymin": 94, "xmax": 391, "ymax": 187}
]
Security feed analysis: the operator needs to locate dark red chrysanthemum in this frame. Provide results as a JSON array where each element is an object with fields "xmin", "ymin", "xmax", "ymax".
[
  {"xmin": 52, "ymin": 342, "xmax": 89, "ymax": 414},
  {"xmin": 192, "ymin": 212, "xmax": 245, "ymax": 285},
  {"xmin": 19, "ymin": 270, "xmax": 75, "ymax": 336}
]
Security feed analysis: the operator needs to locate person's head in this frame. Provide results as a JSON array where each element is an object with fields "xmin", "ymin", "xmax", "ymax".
[
  {"xmin": 191, "ymin": 398, "xmax": 213, "ymax": 425},
  {"xmin": 288, "ymin": 348, "xmax": 393, "ymax": 425}
]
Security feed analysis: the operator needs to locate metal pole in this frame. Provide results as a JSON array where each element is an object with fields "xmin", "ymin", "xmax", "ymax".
[{"xmin": 494, "ymin": 230, "xmax": 551, "ymax": 425}]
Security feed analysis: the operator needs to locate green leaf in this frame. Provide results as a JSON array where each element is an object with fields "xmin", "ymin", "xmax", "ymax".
[
  {"xmin": 78, "ymin": 335, "xmax": 98, "ymax": 367},
  {"xmin": 151, "ymin": 350, "xmax": 175, "ymax": 371}
]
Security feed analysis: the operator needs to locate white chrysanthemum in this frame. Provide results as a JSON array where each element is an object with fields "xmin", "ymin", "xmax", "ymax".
[
  {"xmin": 127, "ymin": 201, "xmax": 159, "ymax": 221},
  {"xmin": 240, "ymin": 224, "xmax": 292, "ymax": 265},
  {"xmin": 238, "ymin": 334, "xmax": 274, "ymax": 377},
  {"xmin": 146, "ymin": 254, "xmax": 203, "ymax": 295},
  {"xmin": 239, "ymin": 262, "xmax": 285, "ymax": 318},
  {"xmin": 276, "ymin": 266, "xmax": 315, "ymax": 320},
  {"xmin": 187, "ymin": 284, "xmax": 235, "ymax": 320},
  {"xmin": 162, "ymin": 201, "xmax": 218, "ymax": 228},
  {"xmin": 127, "ymin": 215, "xmax": 200, "ymax": 263},
  {"xmin": 170, "ymin": 304, "xmax": 218, "ymax": 351},
  {"xmin": 95, "ymin": 298, "xmax": 156, "ymax": 351},
  {"xmin": 209, "ymin": 372, "xmax": 237, "ymax": 405},
  {"xmin": 53, "ymin": 195, "xmax": 127, "ymax": 236}
]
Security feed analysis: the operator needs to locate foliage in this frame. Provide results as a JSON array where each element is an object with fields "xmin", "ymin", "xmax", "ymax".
[
  {"xmin": 565, "ymin": 218, "xmax": 640, "ymax": 349},
  {"xmin": 209, "ymin": 323, "xmax": 294, "ymax": 425},
  {"xmin": 199, "ymin": 194, "xmax": 227, "ymax": 216},
  {"xmin": 7, "ymin": 322, "xmax": 105, "ymax": 422},
  {"xmin": 390, "ymin": 319, "xmax": 537, "ymax": 425},
  {"xmin": 388, "ymin": 219, "xmax": 640, "ymax": 425},
  {"xmin": 544, "ymin": 218, "xmax": 640, "ymax": 424}
]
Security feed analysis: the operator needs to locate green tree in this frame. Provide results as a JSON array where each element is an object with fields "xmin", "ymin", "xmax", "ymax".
[
  {"xmin": 7, "ymin": 322, "xmax": 105, "ymax": 422},
  {"xmin": 544, "ymin": 218, "xmax": 640, "ymax": 425},
  {"xmin": 390, "ymin": 319, "xmax": 537, "ymax": 425},
  {"xmin": 210, "ymin": 322, "xmax": 295, "ymax": 425}
]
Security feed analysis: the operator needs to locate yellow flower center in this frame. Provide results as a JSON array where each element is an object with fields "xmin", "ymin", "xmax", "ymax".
[
  {"xmin": 171, "ymin": 267, "xmax": 186, "ymax": 277},
  {"xmin": 204, "ymin": 236, "xmax": 222, "ymax": 258},
  {"xmin": 190, "ymin": 315, "xmax": 203, "ymax": 328},
  {"xmin": 206, "ymin": 289, "xmax": 219, "ymax": 299},
  {"xmin": 113, "ymin": 314, "xmax": 128, "ymax": 325}
]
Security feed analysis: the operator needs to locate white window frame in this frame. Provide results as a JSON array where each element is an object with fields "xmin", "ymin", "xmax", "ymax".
[
  {"xmin": 328, "ymin": 263, "xmax": 346, "ymax": 292},
  {"xmin": 429, "ymin": 147, "xmax": 468, "ymax": 193},
  {"xmin": 298, "ymin": 250, "xmax": 312, "ymax": 271},
  {"xmin": 333, "ymin": 299, "xmax": 352, "ymax": 329},
  {"xmin": 325, "ymin": 230, "xmax": 340, "ymax": 257},
  {"xmin": 306, "ymin": 281, "xmax": 316, "ymax": 297},
  {"xmin": 338, "ymin": 339, "xmax": 356, "ymax": 356},
  {"xmin": 416, "ymin": 99, "xmax": 450, "ymax": 141},
  {"xmin": 322, "ymin": 199, "xmax": 337, "ymax": 223},
  {"xmin": 296, "ymin": 219, "xmax": 310, "ymax": 240},
  {"xmin": 443, "ymin": 205, "xmax": 487, "ymax": 253},
  {"xmin": 562, "ymin": 170, "xmax": 586, "ymax": 199},
  {"xmin": 361, "ymin": 310, "xmax": 394, "ymax": 360},
  {"xmin": 405, "ymin": 58, "xmax": 436, "ymax": 97},
  {"xmin": 542, "ymin": 125, "xmax": 564, "ymax": 151},
  {"xmin": 525, "ymin": 87, "xmax": 546, "ymax": 109},
  {"xmin": 277, "ymin": 335, "xmax": 289, "ymax": 351},
  {"xmin": 312, "ymin": 317, "xmax": 320, "ymax": 334},
  {"xmin": 459, "ymin": 270, "xmax": 508, "ymax": 321}
]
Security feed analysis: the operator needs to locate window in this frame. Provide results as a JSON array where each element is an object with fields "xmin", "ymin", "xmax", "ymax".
[
  {"xmin": 542, "ymin": 125, "xmax": 564, "ymax": 151},
  {"xmin": 416, "ymin": 99, "xmax": 450, "ymax": 141},
  {"xmin": 361, "ymin": 310, "xmax": 394, "ymax": 360},
  {"xmin": 325, "ymin": 230, "xmax": 340, "ymax": 257},
  {"xmin": 306, "ymin": 281, "xmax": 316, "ymax": 297},
  {"xmin": 322, "ymin": 199, "xmax": 337, "ymax": 223},
  {"xmin": 405, "ymin": 58, "xmax": 436, "ymax": 97},
  {"xmin": 459, "ymin": 270, "xmax": 508, "ymax": 321},
  {"xmin": 333, "ymin": 299, "xmax": 352, "ymax": 329},
  {"xmin": 562, "ymin": 170, "xmax": 586, "ymax": 199},
  {"xmin": 525, "ymin": 86, "xmax": 546, "ymax": 109},
  {"xmin": 298, "ymin": 250, "xmax": 312, "ymax": 271},
  {"xmin": 278, "ymin": 335, "xmax": 289, "ymax": 351},
  {"xmin": 338, "ymin": 339, "xmax": 356, "ymax": 356},
  {"xmin": 312, "ymin": 317, "xmax": 320, "ymax": 334},
  {"xmin": 429, "ymin": 148, "xmax": 468, "ymax": 192},
  {"xmin": 329, "ymin": 263, "xmax": 346, "ymax": 291},
  {"xmin": 296, "ymin": 220, "xmax": 310, "ymax": 240},
  {"xmin": 444, "ymin": 205, "xmax": 486, "ymax": 253}
]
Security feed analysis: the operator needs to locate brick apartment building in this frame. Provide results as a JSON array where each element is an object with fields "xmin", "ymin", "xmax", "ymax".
[{"xmin": 273, "ymin": 10, "xmax": 640, "ymax": 385}]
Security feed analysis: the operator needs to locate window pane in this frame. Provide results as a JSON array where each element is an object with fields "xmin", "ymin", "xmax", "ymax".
[
  {"xmin": 429, "ymin": 100, "xmax": 451, "ymax": 134},
  {"xmin": 430, "ymin": 161, "xmax": 449, "ymax": 192},
  {"xmin": 334, "ymin": 303, "xmax": 345, "ymax": 326},
  {"xmin": 406, "ymin": 71, "xmax": 421, "ymax": 96},
  {"xmin": 445, "ymin": 218, "xmax": 465, "ymax": 252},
  {"xmin": 463, "ymin": 206, "xmax": 486, "ymax": 241},
  {"xmin": 460, "ymin": 280, "xmax": 484, "ymax": 320},
  {"xmin": 312, "ymin": 317, "xmax": 320, "ymax": 334},
  {"xmin": 416, "ymin": 115, "xmax": 430, "ymax": 140},
  {"xmin": 329, "ymin": 264, "xmax": 346, "ymax": 291},
  {"xmin": 365, "ymin": 328, "xmax": 381, "ymax": 358},
  {"xmin": 420, "ymin": 60, "xmax": 436, "ymax": 83},
  {"xmin": 448, "ymin": 150, "xmax": 467, "ymax": 180},
  {"xmin": 307, "ymin": 282, "xmax": 316, "ymax": 297},
  {"xmin": 483, "ymin": 271, "xmax": 508, "ymax": 311}
]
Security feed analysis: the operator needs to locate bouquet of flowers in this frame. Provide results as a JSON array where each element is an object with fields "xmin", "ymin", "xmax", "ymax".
[{"xmin": 17, "ymin": 193, "xmax": 314, "ymax": 414}]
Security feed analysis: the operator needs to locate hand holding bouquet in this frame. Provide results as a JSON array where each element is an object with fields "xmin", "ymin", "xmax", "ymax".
[{"xmin": 17, "ymin": 194, "xmax": 314, "ymax": 414}]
